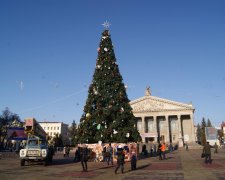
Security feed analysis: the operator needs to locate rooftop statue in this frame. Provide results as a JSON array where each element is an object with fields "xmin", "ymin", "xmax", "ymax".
[{"xmin": 145, "ymin": 86, "xmax": 151, "ymax": 96}]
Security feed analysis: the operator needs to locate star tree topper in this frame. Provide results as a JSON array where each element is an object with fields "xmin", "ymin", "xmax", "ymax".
[{"xmin": 102, "ymin": 20, "xmax": 111, "ymax": 29}]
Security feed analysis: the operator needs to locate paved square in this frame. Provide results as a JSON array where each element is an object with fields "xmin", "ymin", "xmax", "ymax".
[{"xmin": 1, "ymin": 148, "xmax": 225, "ymax": 179}]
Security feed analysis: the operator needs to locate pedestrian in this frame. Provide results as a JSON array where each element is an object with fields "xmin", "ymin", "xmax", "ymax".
[
  {"xmin": 66, "ymin": 146, "xmax": 70, "ymax": 157},
  {"xmin": 102, "ymin": 146, "xmax": 106, "ymax": 162},
  {"xmin": 115, "ymin": 145, "xmax": 125, "ymax": 174},
  {"xmin": 63, "ymin": 146, "xmax": 66, "ymax": 157},
  {"xmin": 158, "ymin": 143, "xmax": 162, "ymax": 160},
  {"xmin": 130, "ymin": 151, "xmax": 137, "ymax": 170},
  {"xmin": 48, "ymin": 144, "xmax": 54, "ymax": 163},
  {"xmin": 142, "ymin": 144, "xmax": 147, "ymax": 157},
  {"xmin": 80, "ymin": 145, "xmax": 88, "ymax": 172},
  {"xmin": 161, "ymin": 143, "xmax": 166, "ymax": 160},
  {"xmin": 74, "ymin": 147, "xmax": 81, "ymax": 162},
  {"xmin": 106, "ymin": 143, "xmax": 113, "ymax": 165},
  {"xmin": 202, "ymin": 142, "xmax": 212, "ymax": 164},
  {"xmin": 214, "ymin": 142, "xmax": 218, "ymax": 153},
  {"xmin": 169, "ymin": 143, "xmax": 173, "ymax": 153},
  {"xmin": 185, "ymin": 143, "xmax": 189, "ymax": 151},
  {"xmin": 150, "ymin": 147, "xmax": 153, "ymax": 157},
  {"xmin": 153, "ymin": 144, "xmax": 157, "ymax": 156}
]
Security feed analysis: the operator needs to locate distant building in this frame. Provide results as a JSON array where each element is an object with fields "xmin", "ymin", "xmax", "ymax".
[
  {"xmin": 130, "ymin": 87, "xmax": 195, "ymax": 146},
  {"xmin": 39, "ymin": 122, "xmax": 69, "ymax": 145}
]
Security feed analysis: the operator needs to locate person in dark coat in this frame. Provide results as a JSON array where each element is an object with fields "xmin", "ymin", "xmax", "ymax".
[
  {"xmin": 80, "ymin": 146, "xmax": 88, "ymax": 171},
  {"xmin": 169, "ymin": 143, "xmax": 173, "ymax": 153},
  {"xmin": 130, "ymin": 152, "xmax": 137, "ymax": 170},
  {"xmin": 142, "ymin": 144, "xmax": 147, "ymax": 157},
  {"xmin": 185, "ymin": 143, "xmax": 189, "ymax": 151},
  {"xmin": 102, "ymin": 146, "xmax": 106, "ymax": 162},
  {"xmin": 74, "ymin": 147, "xmax": 81, "ymax": 162},
  {"xmin": 106, "ymin": 143, "xmax": 113, "ymax": 165},
  {"xmin": 203, "ymin": 142, "xmax": 212, "ymax": 164},
  {"xmin": 214, "ymin": 142, "xmax": 218, "ymax": 153},
  {"xmin": 153, "ymin": 144, "xmax": 157, "ymax": 156},
  {"xmin": 158, "ymin": 143, "xmax": 162, "ymax": 160},
  {"xmin": 115, "ymin": 145, "xmax": 125, "ymax": 174}
]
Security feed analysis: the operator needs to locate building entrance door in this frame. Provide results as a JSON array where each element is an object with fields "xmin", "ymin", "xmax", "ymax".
[{"xmin": 145, "ymin": 137, "xmax": 154, "ymax": 143}]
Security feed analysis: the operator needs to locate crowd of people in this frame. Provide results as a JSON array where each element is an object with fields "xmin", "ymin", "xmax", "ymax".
[
  {"xmin": 141, "ymin": 142, "xmax": 178, "ymax": 159},
  {"xmin": 70, "ymin": 142, "xmax": 179, "ymax": 174},
  {"xmin": 62, "ymin": 141, "xmax": 220, "ymax": 173},
  {"xmin": 72, "ymin": 143, "xmax": 137, "ymax": 173}
]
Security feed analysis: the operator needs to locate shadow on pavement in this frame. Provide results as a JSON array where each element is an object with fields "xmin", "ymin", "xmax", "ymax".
[
  {"xmin": 136, "ymin": 163, "xmax": 151, "ymax": 170},
  {"xmin": 52, "ymin": 158, "xmax": 75, "ymax": 166},
  {"xmin": 165, "ymin": 157, "xmax": 174, "ymax": 160},
  {"xmin": 88, "ymin": 165, "xmax": 115, "ymax": 172},
  {"xmin": 123, "ymin": 163, "xmax": 151, "ymax": 174}
]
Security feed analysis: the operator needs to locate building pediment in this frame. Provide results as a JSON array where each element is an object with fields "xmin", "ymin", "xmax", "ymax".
[{"xmin": 130, "ymin": 96, "xmax": 194, "ymax": 113}]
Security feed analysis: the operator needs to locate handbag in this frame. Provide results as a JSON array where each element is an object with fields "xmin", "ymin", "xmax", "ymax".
[{"xmin": 201, "ymin": 153, "xmax": 205, "ymax": 158}]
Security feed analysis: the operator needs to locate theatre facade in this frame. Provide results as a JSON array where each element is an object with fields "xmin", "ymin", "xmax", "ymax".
[{"xmin": 130, "ymin": 88, "xmax": 195, "ymax": 145}]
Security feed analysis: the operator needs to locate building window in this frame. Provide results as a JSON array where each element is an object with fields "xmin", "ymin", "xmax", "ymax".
[
  {"xmin": 147, "ymin": 120, "xmax": 154, "ymax": 132},
  {"xmin": 159, "ymin": 121, "xmax": 164, "ymax": 130},
  {"xmin": 57, "ymin": 127, "xmax": 59, "ymax": 130},
  {"xmin": 51, "ymin": 127, "xmax": 53, "ymax": 130},
  {"xmin": 47, "ymin": 127, "xmax": 49, "ymax": 130},
  {"xmin": 171, "ymin": 120, "xmax": 178, "ymax": 131},
  {"xmin": 137, "ymin": 120, "xmax": 142, "ymax": 132},
  {"xmin": 54, "ymin": 127, "xmax": 56, "ymax": 130}
]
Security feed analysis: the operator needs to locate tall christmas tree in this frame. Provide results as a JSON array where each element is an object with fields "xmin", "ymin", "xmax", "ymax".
[{"xmin": 77, "ymin": 23, "xmax": 141, "ymax": 143}]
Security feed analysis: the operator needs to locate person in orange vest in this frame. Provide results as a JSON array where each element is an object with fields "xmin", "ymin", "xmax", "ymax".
[{"xmin": 161, "ymin": 143, "xmax": 166, "ymax": 160}]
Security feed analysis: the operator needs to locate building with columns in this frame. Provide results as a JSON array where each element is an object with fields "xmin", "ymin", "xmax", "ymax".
[{"xmin": 130, "ymin": 87, "xmax": 195, "ymax": 146}]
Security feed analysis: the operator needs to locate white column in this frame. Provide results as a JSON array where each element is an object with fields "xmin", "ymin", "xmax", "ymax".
[
  {"xmin": 140, "ymin": 116, "xmax": 146, "ymax": 143},
  {"xmin": 153, "ymin": 116, "xmax": 157, "ymax": 142},
  {"xmin": 153, "ymin": 116, "xmax": 157, "ymax": 133},
  {"xmin": 177, "ymin": 115, "xmax": 182, "ymax": 138},
  {"xmin": 190, "ymin": 114, "xmax": 195, "ymax": 142},
  {"xmin": 177, "ymin": 115, "xmax": 184, "ymax": 147},
  {"xmin": 165, "ymin": 116, "xmax": 170, "ymax": 143},
  {"xmin": 141, "ymin": 116, "xmax": 145, "ymax": 133}
]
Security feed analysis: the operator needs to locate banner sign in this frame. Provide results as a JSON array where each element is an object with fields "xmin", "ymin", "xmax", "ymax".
[
  {"xmin": 7, "ymin": 127, "xmax": 27, "ymax": 140},
  {"xmin": 205, "ymin": 127, "xmax": 218, "ymax": 141}
]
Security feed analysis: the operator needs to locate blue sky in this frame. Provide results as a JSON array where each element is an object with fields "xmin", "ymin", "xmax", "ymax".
[{"xmin": 0, "ymin": 0, "xmax": 225, "ymax": 126}]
